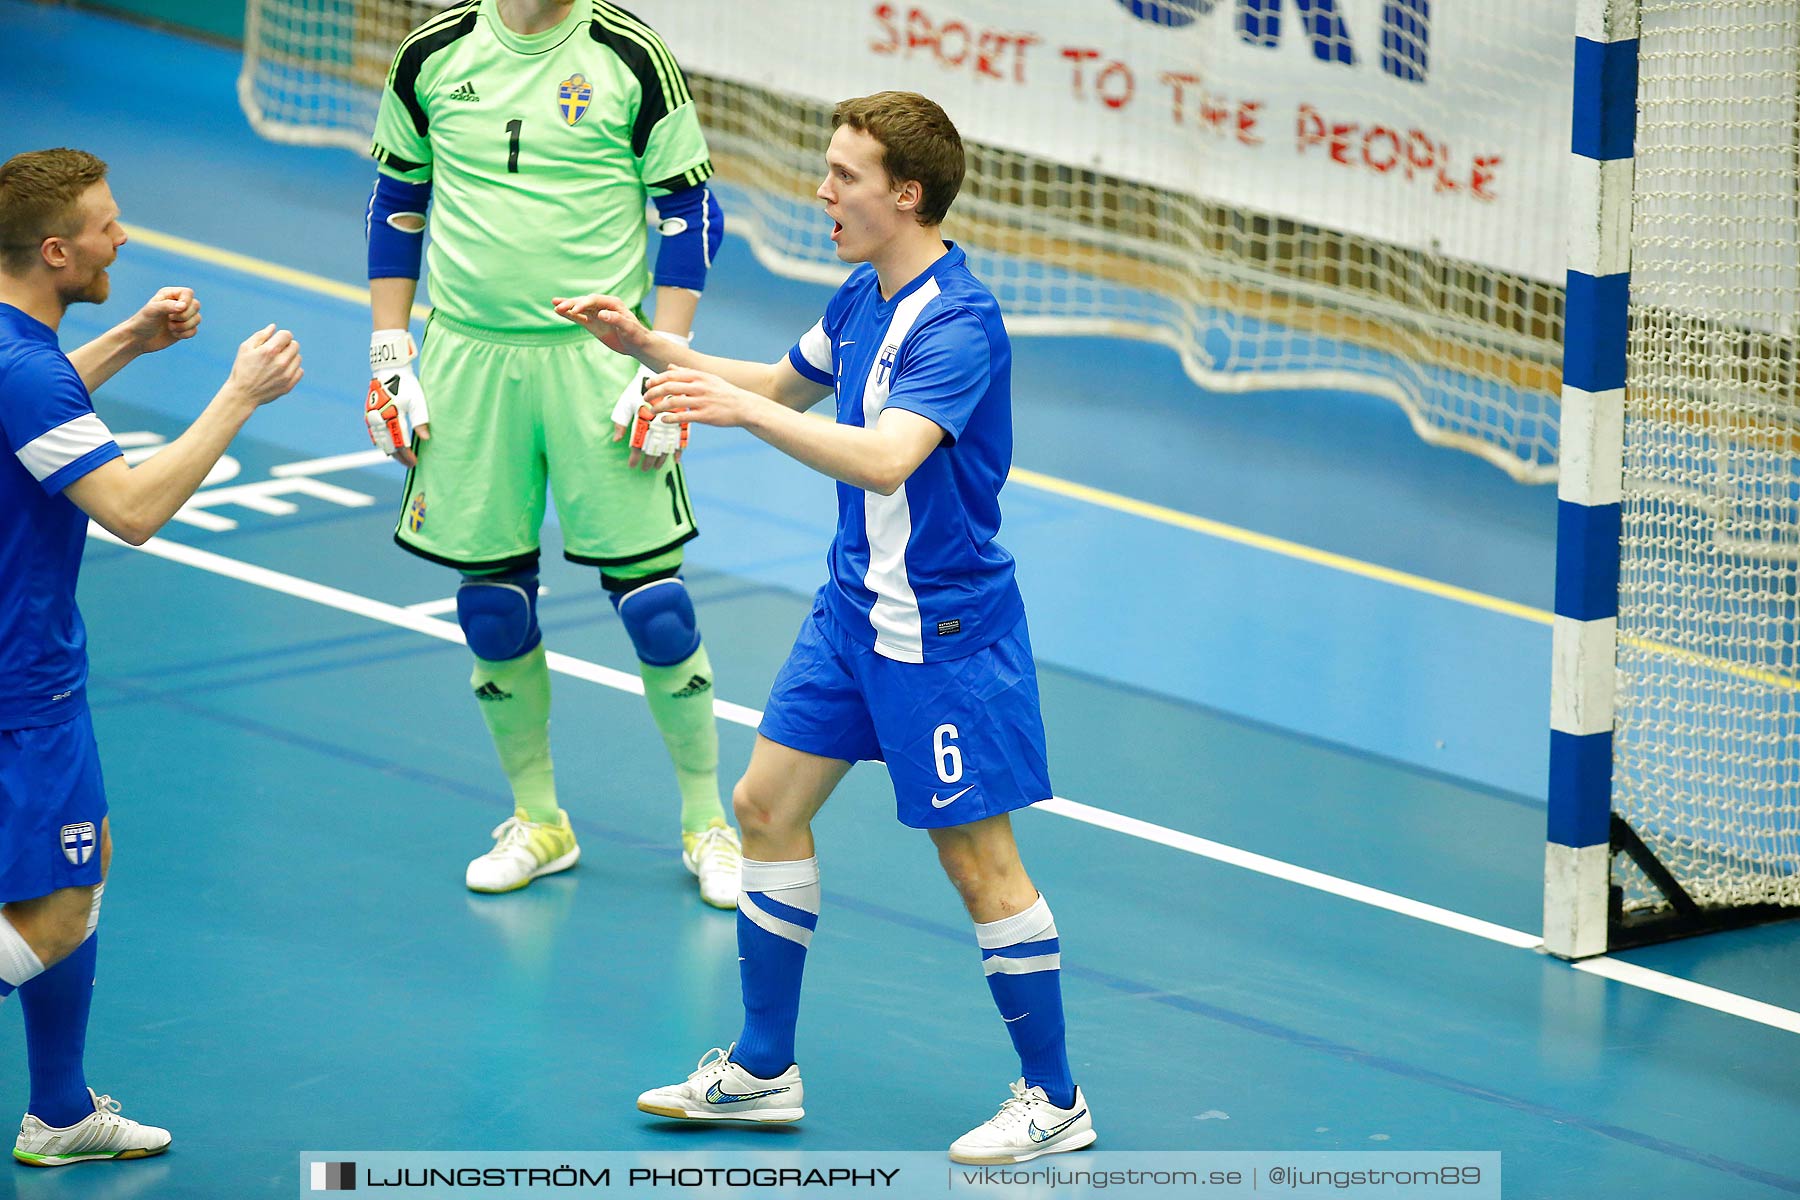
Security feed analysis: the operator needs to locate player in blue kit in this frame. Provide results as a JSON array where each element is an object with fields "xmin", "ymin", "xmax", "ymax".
[
  {"xmin": 0, "ymin": 148, "xmax": 302, "ymax": 1166},
  {"xmin": 554, "ymin": 91, "xmax": 1094, "ymax": 1164}
]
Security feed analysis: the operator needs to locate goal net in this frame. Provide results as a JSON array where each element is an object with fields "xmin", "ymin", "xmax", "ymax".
[
  {"xmin": 239, "ymin": 0, "xmax": 1573, "ymax": 482},
  {"xmin": 1610, "ymin": 0, "xmax": 1800, "ymax": 931},
  {"xmin": 238, "ymin": 0, "xmax": 435, "ymax": 147}
]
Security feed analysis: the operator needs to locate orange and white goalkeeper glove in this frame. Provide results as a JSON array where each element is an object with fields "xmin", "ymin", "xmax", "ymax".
[
  {"xmin": 366, "ymin": 329, "xmax": 429, "ymax": 456},
  {"xmin": 610, "ymin": 331, "xmax": 691, "ymax": 461}
]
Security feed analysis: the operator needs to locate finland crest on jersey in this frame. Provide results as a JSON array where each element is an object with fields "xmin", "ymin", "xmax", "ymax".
[
  {"xmin": 786, "ymin": 246, "xmax": 1024, "ymax": 665},
  {"xmin": 61, "ymin": 821, "xmax": 96, "ymax": 866},
  {"xmin": 558, "ymin": 73, "xmax": 593, "ymax": 126}
]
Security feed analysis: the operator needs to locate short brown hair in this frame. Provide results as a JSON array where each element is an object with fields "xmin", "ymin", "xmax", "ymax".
[
  {"xmin": 0, "ymin": 148, "xmax": 109, "ymax": 274},
  {"xmin": 832, "ymin": 92, "xmax": 964, "ymax": 226}
]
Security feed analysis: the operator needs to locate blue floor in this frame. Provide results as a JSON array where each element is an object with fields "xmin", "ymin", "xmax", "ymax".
[{"xmin": 3, "ymin": 5, "xmax": 1799, "ymax": 1199}]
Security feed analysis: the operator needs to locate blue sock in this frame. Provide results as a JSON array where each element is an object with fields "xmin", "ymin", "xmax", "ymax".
[
  {"xmin": 732, "ymin": 857, "xmax": 819, "ymax": 1079},
  {"xmin": 20, "ymin": 933, "xmax": 97, "ymax": 1128},
  {"xmin": 977, "ymin": 894, "xmax": 1076, "ymax": 1109}
]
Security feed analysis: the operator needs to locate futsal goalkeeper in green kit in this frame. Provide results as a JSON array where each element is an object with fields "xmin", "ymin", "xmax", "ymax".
[{"xmin": 363, "ymin": 0, "xmax": 740, "ymax": 906}]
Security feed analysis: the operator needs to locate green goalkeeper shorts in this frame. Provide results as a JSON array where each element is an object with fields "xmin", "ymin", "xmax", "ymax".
[{"xmin": 394, "ymin": 312, "xmax": 699, "ymax": 573}]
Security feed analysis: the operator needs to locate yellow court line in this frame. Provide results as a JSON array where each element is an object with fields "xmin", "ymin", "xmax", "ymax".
[
  {"xmin": 1012, "ymin": 470, "xmax": 1797, "ymax": 692},
  {"xmin": 122, "ymin": 222, "xmax": 1547, "ymax": 628},
  {"xmin": 125, "ymin": 224, "xmax": 432, "ymax": 321},
  {"xmin": 1008, "ymin": 467, "xmax": 1555, "ymax": 626},
  {"xmin": 1618, "ymin": 634, "xmax": 1800, "ymax": 694}
]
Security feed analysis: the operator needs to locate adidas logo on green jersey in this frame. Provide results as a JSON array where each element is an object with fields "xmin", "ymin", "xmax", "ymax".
[{"xmin": 446, "ymin": 80, "xmax": 480, "ymax": 102}]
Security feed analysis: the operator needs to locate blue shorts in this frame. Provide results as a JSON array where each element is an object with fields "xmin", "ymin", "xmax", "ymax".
[
  {"xmin": 759, "ymin": 597, "xmax": 1053, "ymax": 829},
  {"xmin": 0, "ymin": 709, "xmax": 108, "ymax": 903}
]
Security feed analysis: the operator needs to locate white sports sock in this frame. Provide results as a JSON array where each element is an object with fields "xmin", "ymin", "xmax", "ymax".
[{"xmin": 0, "ymin": 912, "xmax": 46, "ymax": 999}]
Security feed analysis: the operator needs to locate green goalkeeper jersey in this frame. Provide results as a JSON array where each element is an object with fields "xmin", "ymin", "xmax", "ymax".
[{"xmin": 371, "ymin": 0, "xmax": 712, "ymax": 332}]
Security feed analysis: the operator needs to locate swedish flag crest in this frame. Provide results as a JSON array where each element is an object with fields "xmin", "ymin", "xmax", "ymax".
[{"xmin": 559, "ymin": 73, "xmax": 593, "ymax": 126}]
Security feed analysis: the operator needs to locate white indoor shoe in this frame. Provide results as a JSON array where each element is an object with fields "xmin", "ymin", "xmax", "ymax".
[
  {"xmin": 14, "ymin": 1090, "xmax": 172, "ymax": 1167},
  {"xmin": 637, "ymin": 1044, "xmax": 804, "ymax": 1123},
  {"xmin": 948, "ymin": 1078, "xmax": 1096, "ymax": 1164},
  {"xmin": 681, "ymin": 821, "xmax": 742, "ymax": 909},
  {"xmin": 465, "ymin": 807, "xmax": 580, "ymax": 893}
]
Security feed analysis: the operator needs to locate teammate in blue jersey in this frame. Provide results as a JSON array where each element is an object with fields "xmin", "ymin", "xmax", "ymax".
[
  {"xmin": 555, "ymin": 91, "xmax": 1094, "ymax": 1164},
  {"xmin": 0, "ymin": 148, "xmax": 302, "ymax": 1166}
]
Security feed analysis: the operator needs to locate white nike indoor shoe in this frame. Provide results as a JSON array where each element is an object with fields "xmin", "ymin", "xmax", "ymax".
[
  {"xmin": 637, "ymin": 1044, "xmax": 804, "ymax": 1123},
  {"xmin": 13, "ymin": 1090, "xmax": 172, "ymax": 1167},
  {"xmin": 948, "ymin": 1079, "xmax": 1096, "ymax": 1164}
]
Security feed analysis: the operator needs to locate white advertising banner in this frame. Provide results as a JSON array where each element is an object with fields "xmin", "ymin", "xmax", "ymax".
[{"xmin": 634, "ymin": 0, "xmax": 1575, "ymax": 283}]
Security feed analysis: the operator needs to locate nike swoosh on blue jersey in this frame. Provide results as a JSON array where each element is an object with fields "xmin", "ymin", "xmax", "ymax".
[{"xmin": 705, "ymin": 1080, "xmax": 791, "ymax": 1104}]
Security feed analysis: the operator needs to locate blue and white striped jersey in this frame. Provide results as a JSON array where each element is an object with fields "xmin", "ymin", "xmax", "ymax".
[
  {"xmin": 785, "ymin": 244, "xmax": 1023, "ymax": 663},
  {"xmin": 0, "ymin": 303, "xmax": 120, "ymax": 729}
]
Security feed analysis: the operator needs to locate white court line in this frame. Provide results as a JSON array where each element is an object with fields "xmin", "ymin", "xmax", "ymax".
[
  {"xmin": 1038, "ymin": 798, "xmax": 1543, "ymax": 950},
  {"xmin": 96, "ymin": 530, "xmax": 761, "ymax": 722},
  {"xmin": 270, "ymin": 449, "xmax": 392, "ymax": 478},
  {"xmin": 1572, "ymin": 958, "xmax": 1800, "ymax": 1035},
  {"xmin": 92, "ymin": 525, "xmax": 1800, "ymax": 1037}
]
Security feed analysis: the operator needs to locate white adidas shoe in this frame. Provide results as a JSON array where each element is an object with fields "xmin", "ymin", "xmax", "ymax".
[
  {"xmin": 948, "ymin": 1079, "xmax": 1095, "ymax": 1164},
  {"xmin": 13, "ymin": 1090, "xmax": 172, "ymax": 1167},
  {"xmin": 682, "ymin": 822, "xmax": 742, "ymax": 910},
  {"xmin": 637, "ymin": 1045, "xmax": 804, "ymax": 1123},
  {"xmin": 466, "ymin": 807, "xmax": 580, "ymax": 893}
]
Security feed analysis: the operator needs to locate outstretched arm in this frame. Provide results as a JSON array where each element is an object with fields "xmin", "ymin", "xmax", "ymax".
[
  {"xmin": 641, "ymin": 366, "xmax": 942, "ymax": 495},
  {"xmin": 65, "ymin": 326, "xmax": 303, "ymax": 545},
  {"xmin": 66, "ymin": 287, "xmax": 202, "ymax": 392},
  {"xmin": 553, "ymin": 292, "xmax": 830, "ymax": 412},
  {"xmin": 610, "ymin": 285, "xmax": 698, "ymax": 472}
]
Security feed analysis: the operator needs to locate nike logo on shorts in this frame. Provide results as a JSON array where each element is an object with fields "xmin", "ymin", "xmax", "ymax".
[{"xmin": 931, "ymin": 784, "xmax": 976, "ymax": 808}]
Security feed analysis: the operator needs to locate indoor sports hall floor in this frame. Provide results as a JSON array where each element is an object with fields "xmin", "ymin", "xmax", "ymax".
[{"xmin": 3, "ymin": 4, "xmax": 1799, "ymax": 1198}]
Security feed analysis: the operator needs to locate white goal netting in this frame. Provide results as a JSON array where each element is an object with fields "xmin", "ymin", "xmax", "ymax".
[{"xmin": 1613, "ymin": 0, "xmax": 1800, "ymax": 914}]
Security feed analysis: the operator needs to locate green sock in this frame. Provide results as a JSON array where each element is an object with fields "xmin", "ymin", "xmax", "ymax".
[
  {"xmin": 470, "ymin": 643, "xmax": 559, "ymax": 824},
  {"xmin": 639, "ymin": 643, "xmax": 725, "ymax": 832}
]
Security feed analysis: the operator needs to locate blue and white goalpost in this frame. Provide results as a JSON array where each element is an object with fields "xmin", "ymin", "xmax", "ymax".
[
  {"xmin": 1547, "ymin": 0, "xmax": 1800, "ymax": 958},
  {"xmin": 1543, "ymin": 0, "xmax": 1635, "ymax": 961}
]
